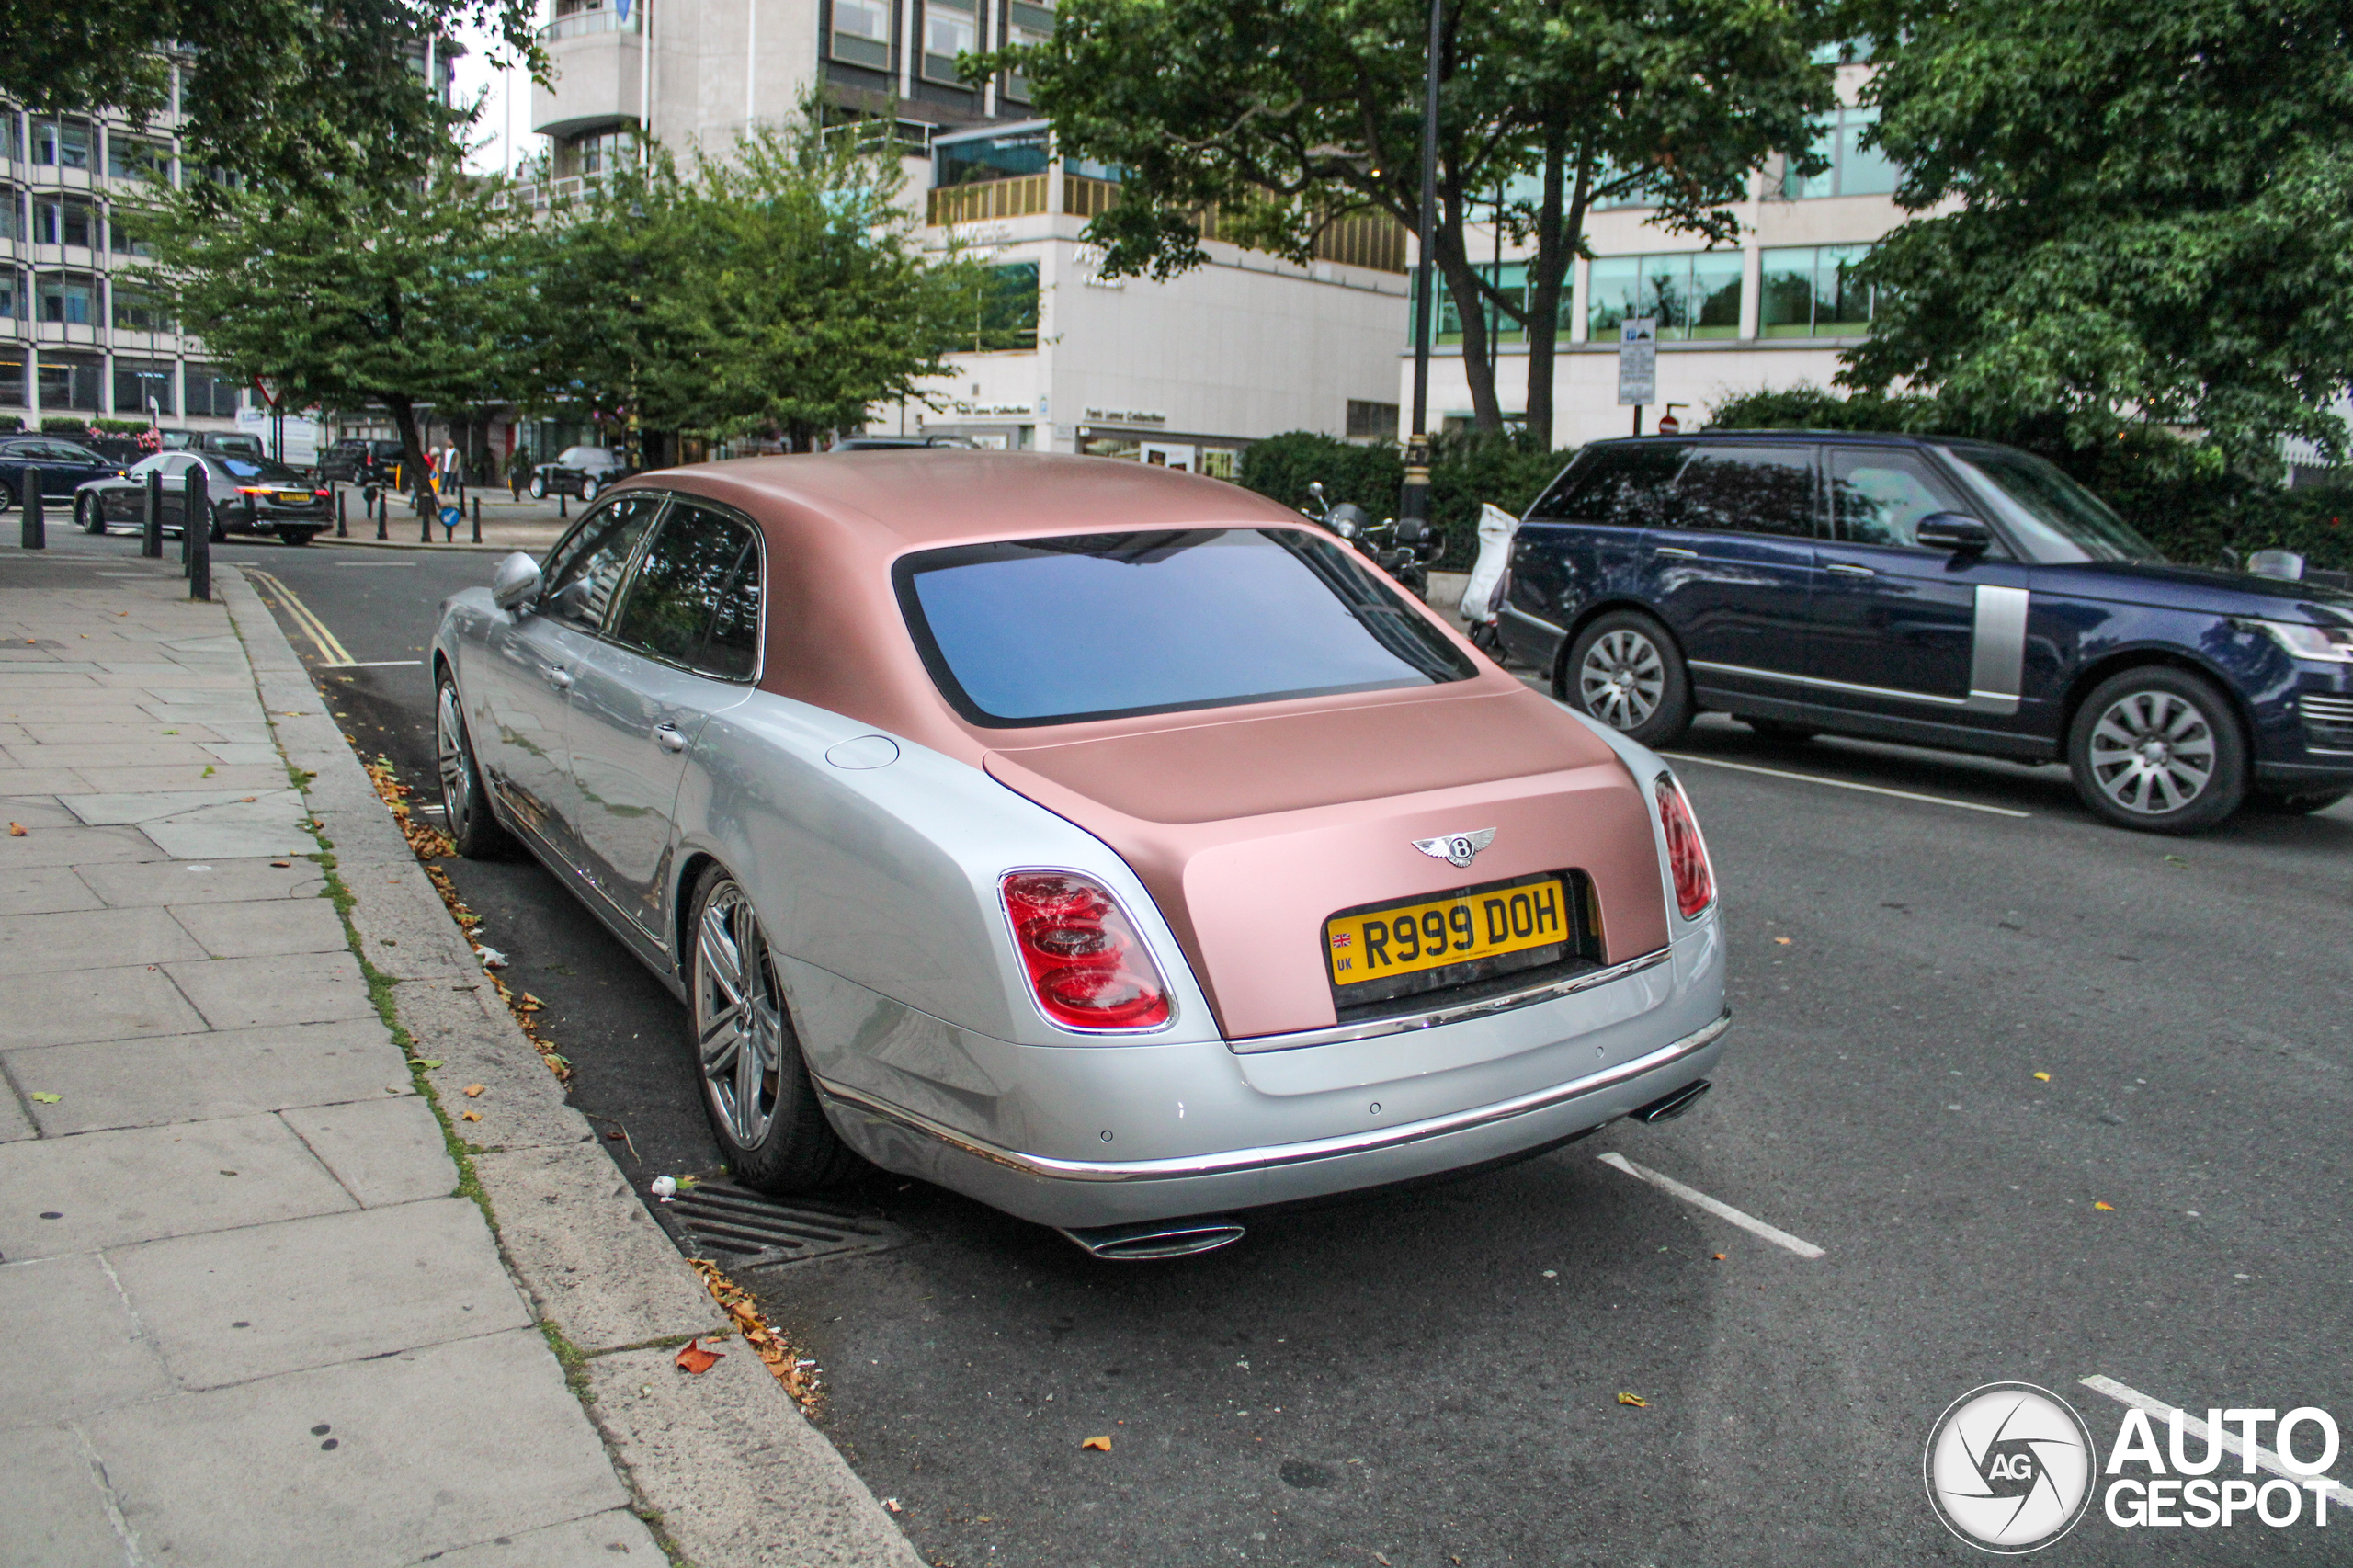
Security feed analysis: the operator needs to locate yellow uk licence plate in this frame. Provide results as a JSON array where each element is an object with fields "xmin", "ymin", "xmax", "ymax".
[
  {"xmin": 274, "ymin": 492, "xmax": 312, "ymax": 504},
  {"xmin": 1324, "ymin": 877, "xmax": 1571, "ymax": 988}
]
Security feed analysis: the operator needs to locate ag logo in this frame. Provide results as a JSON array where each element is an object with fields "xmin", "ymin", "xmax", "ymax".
[{"xmin": 1924, "ymin": 1382, "xmax": 2095, "ymax": 1553}]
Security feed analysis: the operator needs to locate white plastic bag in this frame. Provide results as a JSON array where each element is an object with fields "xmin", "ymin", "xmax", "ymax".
[{"xmin": 1459, "ymin": 502, "xmax": 1519, "ymax": 623}]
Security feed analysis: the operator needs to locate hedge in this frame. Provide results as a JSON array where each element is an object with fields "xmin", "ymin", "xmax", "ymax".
[{"xmin": 1235, "ymin": 430, "xmax": 1575, "ymax": 570}]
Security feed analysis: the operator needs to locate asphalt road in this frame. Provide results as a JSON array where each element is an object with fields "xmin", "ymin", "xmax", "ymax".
[{"xmin": 75, "ymin": 529, "xmax": 2352, "ymax": 1565}]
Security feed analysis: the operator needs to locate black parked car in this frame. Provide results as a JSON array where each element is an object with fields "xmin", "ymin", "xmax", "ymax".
[
  {"xmin": 529, "ymin": 445, "xmax": 630, "ymax": 501},
  {"xmin": 75, "ymin": 451, "xmax": 331, "ymax": 544},
  {"xmin": 0, "ymin": 435, "xmax": 121, "ymax": 510},
  {"xmin": 320, "ymin": 437, "xmax": 407, "ymax": 485},
  {"xmin": 1500, "ymin": 431, "xmax": 2353, "ymax": 833}
]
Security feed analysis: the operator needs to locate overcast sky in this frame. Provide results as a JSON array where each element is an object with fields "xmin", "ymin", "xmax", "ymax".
[{"xmin": 449, "ymin": 14, "xmax": 540, "ymax": 176}]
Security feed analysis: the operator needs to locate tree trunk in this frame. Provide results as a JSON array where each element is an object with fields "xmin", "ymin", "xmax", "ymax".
[
  {"xmin": 1522, "ymin": 137, "xmax": 1588, "ymax": 451},
  {"xmin": 383, "ymin": 393, "xmax": 433, "ymax": 521},
  {"xmin": 1429, "ymin": 199, "xmax": 1504, "ymax": 433}
]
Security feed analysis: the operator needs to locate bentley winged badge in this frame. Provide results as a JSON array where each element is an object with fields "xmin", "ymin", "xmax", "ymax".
[{"xmin": 1411, "ymin": 827, "xmax": 1496, "ymax": 869}]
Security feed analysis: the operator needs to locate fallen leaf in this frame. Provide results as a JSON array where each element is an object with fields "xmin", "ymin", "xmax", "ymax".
[
  {"xmin": 1081, "ymin": 1436, "xmax": 1112, "ymax": 1451},
  {"xmin": 2033, "ymin": 1071, "xmax": 2051, "ymax": 1081},
  {"xmin": 1618, "ymin": 1392, "xmax": 1648, "ymax": 1407},
  {"xmin": 29, "ymin": 1092, "xmax": 61, "ymax": 1104},
  {"xmin": 1711, "ymin": 1253, "xmax": 1726, "ymax": 1261},
  {"xmin": 2094, "ymin": 1200, "xmax": 2115, "ymax": 1211},
  {"xmin": 6, "ymin": 824, "xmax": 24, "ymax": 837},
  {"xmin": 1772, "ymin": 936, "xmax": 1791, "ymax": 945},
  {"xmin": 415, "ymin": 1058, "xmax": 443, "ymax": 1069},
  {"xmin": 606, "ymin": 1130, "xmax": 626, "ymax": 1141},
  {"xmin": 460, "ymin": 1110, "xmax": 482, "ymax": 1121},
  {"xmin": 270, "ymin": 860, "xmax": 290, "ymax": 868},
  {"xmin": 675, "ymin": 1339, "xmax": 725, "ymax": 1374},
  {"xmin": 463, "ymin": 1084, "xmax": 485, "ymax": 1097},
  {"xmin": 200, "ymin": 766, "xmax": 215, "ymax": 777}
]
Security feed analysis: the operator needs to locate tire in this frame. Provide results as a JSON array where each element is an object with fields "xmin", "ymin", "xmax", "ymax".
[
  {"xmin": 77, "ymin": 495, "xmax": 104, "ymax": 535},
  {"xmin": 2253, "ymin": 788, "xmax": 2348, "ymax": 816},
  {"xmin": 528, "ymin": 473, "xmax": 546, "ymax": 500},
  {"xmin": 578, "ymin": 475, "xmax": 600, "ymax": 503},
  {"xmin": 0, "ymin": 481, "xmax": 14, "ymax": 514},
  {"xmin": 435, "ymin": 676, "xmax": 514, "ymax": 860},
  {"xmin": 2066, "ymin": 666, "xmax": 2247, "ymax": 833},
  {"xmin": 1740, "ymin": 716, "xmax": 1818, "ymax": 743},
  {"xmin": 208, "ymin": 506, "xmax": 229, "ymax": 543},
  {"xmin": 1564, "ymin": 610, "xmax": 1694, "ymax": 747},
  {"xmin": 279, "ymin": 528, "xmax": 316, "ymax": 546},
  {"xmin": 688, "ymin": 863, "xmax": 859, "ymax": 1194}
]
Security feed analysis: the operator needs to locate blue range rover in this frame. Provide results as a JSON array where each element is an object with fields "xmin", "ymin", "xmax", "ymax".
[{"xmin": 1497, "ymin": 432, "xmax": 2353, "ymax": 833}]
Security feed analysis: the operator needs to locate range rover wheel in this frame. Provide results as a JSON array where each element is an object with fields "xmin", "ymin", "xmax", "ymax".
[
  {"xmin": 436, "ymin": 676, "xmax": 513, "ymax": 860},
  {"xmin": 1565, "ymin": 610, "xmax": 1694, "ymax": 748},
  {"xmin": 2067, "ymin": 666, "xmax": 2246, "ymax": 833},
  {"xmin": 688, "ymin": 865, "xmax": 859, "ymax": 1194}
]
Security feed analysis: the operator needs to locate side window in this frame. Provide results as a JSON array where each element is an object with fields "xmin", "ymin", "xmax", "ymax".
[
  {"xmin": 702, "ymin": 526, "xmax": 762, "ymax": 680},
  {"xmin": 1673, "ymin": 445, "xmax": 1817, "ymax": 538},
  {"xmin": 1829, "ymin": 448, "xmax": 1972, "ymax": 549},
  {"xmin": 540, "ymin": 494, "xmax": 663, "ymax": 633},
  {"xmin": 1531, "ymin": 444, "xmax": 1689, "ymax": 528},
  {"xmin": 610, "ymin": 502, "xmax": 760, "ymax": 677}
]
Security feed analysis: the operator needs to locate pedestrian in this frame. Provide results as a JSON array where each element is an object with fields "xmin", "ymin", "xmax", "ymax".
[{"xmin": 509, "ymin": 443, "xmax": 530, "ymax": 502}]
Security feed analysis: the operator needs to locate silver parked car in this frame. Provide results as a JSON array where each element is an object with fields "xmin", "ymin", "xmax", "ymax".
[{"xmin": 431, "ymin": 454, "xmax": 1728, "ymax": 1257}]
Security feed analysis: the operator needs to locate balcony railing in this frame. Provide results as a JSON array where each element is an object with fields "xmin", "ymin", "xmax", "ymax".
[
  {"xmin": 538, "ymin": 9, "xmax": 641, "ymax": 41},
  {"xmin": 926, "ymin": 174, "xmax": 1049, "ymax": 227}
]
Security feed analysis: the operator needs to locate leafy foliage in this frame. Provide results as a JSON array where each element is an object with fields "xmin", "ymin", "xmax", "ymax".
[
  {"xmin": 1233, "ymin": 428, "xmax": 1573, "ymax": 566},
  {"xmin": 1844, "ymin": 0, "xmax": 2353, "ymax": 472},
  {"xmin": 0, "ymin": 1, "xmax": 540, "ymax": 199}
]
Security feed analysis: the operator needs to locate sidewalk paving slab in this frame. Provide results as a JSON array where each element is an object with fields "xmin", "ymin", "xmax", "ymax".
[
  {"xmin": 280, "ymin": 1096, "xmax": 462, "ymax": 1208},
  {"xmin": 4, "ymin": 1018, "xmax": 404, "ymax": 1134}
]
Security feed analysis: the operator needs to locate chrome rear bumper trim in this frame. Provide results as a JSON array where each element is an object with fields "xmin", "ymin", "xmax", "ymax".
[
  {"xmin": 1230, "ymin": 947, "xmax": 1673, "ymax": 1054},
  {"xmin": 815, "ymin": 1009, "xmax": 1729, "ymax": 1186}
]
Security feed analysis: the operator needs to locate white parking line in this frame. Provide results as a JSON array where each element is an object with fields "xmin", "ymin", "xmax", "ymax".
[
  {"xmin": 1662, "ymin": 752, "xmax": 2032, "ymax": 818},
  {"xmin": 1597, "ymin": 1151, "xmax": 1826, "ymax": 1258},
  {"xmin": 2080, "ymin": 1377, "xmax": 2353, "ymax": 1506}
]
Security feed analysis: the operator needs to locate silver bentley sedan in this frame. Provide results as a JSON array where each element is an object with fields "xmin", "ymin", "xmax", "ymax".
[{"xmin": 431, "ymin": 453, "xmax": 1728, "ymax": 1258}]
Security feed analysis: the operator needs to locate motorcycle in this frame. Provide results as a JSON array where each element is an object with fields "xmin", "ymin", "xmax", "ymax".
[{"xmin": 1303, "ymin": 481, "xmax": 1436, "ymax": 601}]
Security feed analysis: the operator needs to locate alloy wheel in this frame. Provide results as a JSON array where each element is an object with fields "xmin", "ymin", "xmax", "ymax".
[
  {"xmin": 436, "ymin": 683, "xmax": 473, "ymax": 834},
  {"xmin": 2086, "ymin": 688, "xmax": 2217, "ymax": 814},
  {"xmin": 695, "ymin": 881, "xmax": 782, "ymax": 1150},
  {"xmin": 1579, "ymin": 628, "xmax": 1666, "ymax": 731}
]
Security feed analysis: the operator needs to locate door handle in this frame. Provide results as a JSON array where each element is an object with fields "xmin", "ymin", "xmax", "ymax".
[
  {"xmin": 1824, "ymin": 562, "xmax": 1877, "ymax": 579},
  {"xmin": 547, "ymin": 667, "xmax": 574, "ymax": 690},
  {"xmin": 654, "ymin": 723, "xmax": 688, "ymax": 754},
  {"xmin": 1654, "ymin": 545, "xmax": 1699, "ymax": 560}
]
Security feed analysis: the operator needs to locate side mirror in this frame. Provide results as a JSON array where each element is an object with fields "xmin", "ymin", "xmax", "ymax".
[
  {"xmin": 1915, "ymin": 513, "xmax": 1993, "ymax": 554},
  {"xmin": 491, "ymin": 551, "xmax": 542, "ymax": 611},
  {"xmin": 2247, "ymin": 548, "xmax": 2306, "ymax": 582}
]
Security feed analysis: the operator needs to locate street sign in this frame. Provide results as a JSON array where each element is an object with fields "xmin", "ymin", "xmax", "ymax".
[{"xmin": 1617, "ymin": 318, "xmax": 1656, "ymax": 406}]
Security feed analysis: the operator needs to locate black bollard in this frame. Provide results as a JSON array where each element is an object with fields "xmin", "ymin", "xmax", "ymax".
[
  {"xmin": 335, "ymin": 486, "xmax": 347, "ymax": 538},
  {"xmin": 559, "ymin": 490, "xmax": 567, "ymax": 519},
  {"xmin": 142, "ymin": 471, "xmax": 163, "ymax": 558},
  {"xmin": 373, "ymin": 486, "xmax": 387, "ymax": 540},
  {"xmin": 471, "ymin": 495, "xmax": 481, "ymax": 543},
  {"xmin": 20, "ymin": 469, "xmax": 42, "ymax": 550},
  {"xmin": 419, "ymin": 486, "xmax": 432, "ymax": 543},
  {"xmin": 186, "ymin": 465, "xmax": 210, "ymax": 600}
]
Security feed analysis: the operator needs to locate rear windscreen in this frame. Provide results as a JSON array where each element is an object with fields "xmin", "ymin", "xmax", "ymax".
[{"xmin": 896, "ymin": 528, "xmax": 1476, "ymax": 726}]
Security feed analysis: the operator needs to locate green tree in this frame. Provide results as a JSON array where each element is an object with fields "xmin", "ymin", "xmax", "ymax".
[
  {"xmin": 0, "ymin": 0, "xmax": 540, "ymax": 199},
  {"xmin": 142, "ymin": 159, "xmax": 536, "ymax": 514},
  {"xmin": 1842, "ymin": 0, "xmax": 2353, "ymax": 473},
  {"xmin": 995, "ymin": 0, "xmax": 1827, "ymax": 437}
]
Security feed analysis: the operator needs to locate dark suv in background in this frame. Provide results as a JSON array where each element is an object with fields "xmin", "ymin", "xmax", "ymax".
[{"xmin": 1500, "ymin": 432, "xmax": 2353, "ymax": 832}]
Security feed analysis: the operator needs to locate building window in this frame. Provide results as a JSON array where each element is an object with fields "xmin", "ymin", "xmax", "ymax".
[
  {"xmin": 33, "ymin": 196, "xmax": 97, "ymax": 249},
  {"xmin": 37, "ymin": 351, "xmax": 101, "ymax": 411},
  {"xmin": 32, "ymin": 119, "xmax": 91, "ymax": 170},
  {"xmin": 1001, "ymin": 0, "xmax": 1053, "ymax": 102},
  {"xmin": 109, "ymin": 211, "xmax": 151, "ymax": 256},
  {"xmin": 0, "ymin": 110, "xmax": 20, "ymax": 164},
  {"xmin": 107, "ymin": 137, "xmax": 168, "ymax": 184},
  {"xmin": 1781, "ymin": 106, "xmax": 1898, "ymax": 199},
  {"xmin": 923, "ymin": 0, "xmax": 978, "ymax": 85},
  {"xmin": 114, "ymin": 357, "xmax": 175, "ymax": 416},
  {"xmin": 187, "ymin": 363, "xmax": 243, "ymax": 419},
  {"xmin": 1586, "ymin": 251, "xmax": 1743, "ymax": 342},
  {"xmin": 0, "ymin": 190, "xmax": 20, "ymax": 242},
  {"xmin": 556, "ymin": 128, "xmax": 632, "ymax": 179},
  {"xmin": 831, "ymin": 0, "xmax": 892, "ymax": 70},
  {"xmin": 936, "ymin": 129, "xmax": 1050, "ymax": 188},
  {"xmin": 972, "ymin": 261, "xmax": 1039, "ymax": 350},
  {"xmin": 35, "ymin": 271, "xmax": 96, "ymax": 324},
  {"xmin": 111, "ymin": 281, "xmax": 168, "ymax": 331},
  {"xmin": 1759, "ymin": 244, "xmax": 1879, "ymax": 337},
  {"xmin": 0, "ymin": 268, "xmax": 22, "ymax": 321},
  {"xmin": 1347, "ymin": 401, "xmax": 1399, "ymax": 440},
  {"xmin": 0, "ymin": 345, "xmax": 23, "ymax": 406}
]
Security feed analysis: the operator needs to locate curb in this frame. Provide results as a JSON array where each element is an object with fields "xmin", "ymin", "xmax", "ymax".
[{"xmin": 216, "ymin": 564, "xmax": 926, "ymax": 1568}]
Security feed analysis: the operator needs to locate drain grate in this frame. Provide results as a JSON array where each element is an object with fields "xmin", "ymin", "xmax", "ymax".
[{"xmin": 656, "ymin": 1181, "xmax": 905, "ymax": 1270}]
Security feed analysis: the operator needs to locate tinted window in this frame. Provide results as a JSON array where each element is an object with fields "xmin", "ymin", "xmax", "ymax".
[
  {"xmin": 557, "ymin": 446, "xmax": 614, "ymax": 467},
  {"xmin": 1829, "ymin": 448, "xmax": 1970, "ymax": 548},
  {"xmin": 610, "ymin": 502, "xmax": 759, "ymax": 677},
  {"xmin": 703, "ymin": 529, "xmax": 762, "ymax": 680},
  {"xmin": 540, "ymin": 494, "xmax": 662, "ymax": 632},
  {"xmin": 1530, "ymin": 444, "xmax": 1688, "ymax": 527},
  {"xmin": 219, "ymin": 455, "xmax": 306, "ymax": 483},
  {"xmin": 898, "ymin": 528, "xmax": 1475, "ymax": 727},
  {"xmin": 128, "ymin": 455, "xmax": 169, "ymax": 477},
  {"xmin": 41, "ymin": 442, "xmax": 103, "ymax": 464},
  {"xmin": 1672, "ymin": 445, "xmax": 1817, "ymax": 537}
]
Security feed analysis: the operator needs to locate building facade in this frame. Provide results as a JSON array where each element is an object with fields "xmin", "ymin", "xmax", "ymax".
[{"xmin": 525, "ymin": 0, "xmax": 1409, "ymax": 462}]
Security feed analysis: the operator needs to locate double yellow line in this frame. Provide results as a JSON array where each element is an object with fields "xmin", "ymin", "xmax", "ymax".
[{"xmin": 246, "ymin": 569, "xmax": 358, "ymax": 666}]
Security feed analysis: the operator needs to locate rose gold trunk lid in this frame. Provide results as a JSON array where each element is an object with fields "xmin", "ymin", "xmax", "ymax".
[{"xmin": 984, "ymin": 688, "xmax": 1670, "ymax": 1040}]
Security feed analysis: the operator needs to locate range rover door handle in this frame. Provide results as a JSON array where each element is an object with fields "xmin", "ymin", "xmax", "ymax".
[
  {"xmin": 1654, "ymin": 546, "xmax": 1699, "ymax": 560},
  {"xmin": 654, "ymin": 722, "xmax": 688, "ymax": 754},
  {"xmin": 1824, "ymin": 562, "xmax": 1877, "ymax": 579},
  {"xmin": 547, "ymin": 666, "xmax": 574, "ymax": 691}
]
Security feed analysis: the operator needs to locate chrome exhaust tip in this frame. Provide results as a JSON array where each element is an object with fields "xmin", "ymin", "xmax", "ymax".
[
  {"xmin": 1631, "ymin": 1079, "xmax": 1711, "ymax": 1125},
  {"xmin": 1056, "ymin": 1216, "xmax": 1246, "ymax": 1261}
]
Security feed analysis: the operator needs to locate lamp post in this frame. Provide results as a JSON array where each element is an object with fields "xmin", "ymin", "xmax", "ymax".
[{"xmin": 1400, "ymin": 0, "xmax": 1443, "ymax": 532}]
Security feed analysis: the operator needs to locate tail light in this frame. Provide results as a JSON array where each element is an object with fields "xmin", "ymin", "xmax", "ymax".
[
  {"xmin": 1000, "ymin": 871, "xmax": 1171, "ymax": 1030},
  {"xmin": 1654, "ymin": 773, "xmax": 1715, "ymax": 919}
]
